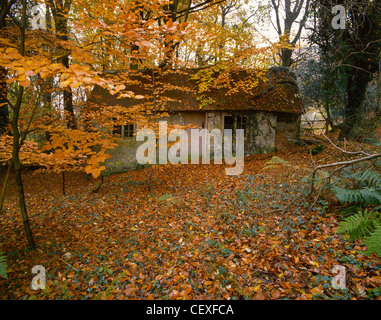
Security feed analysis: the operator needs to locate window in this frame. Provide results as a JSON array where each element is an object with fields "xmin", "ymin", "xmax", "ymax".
[
  {"xmin": 224, "ymin": 116, "xmax": 234, "ymax": 130},
  {"xmin": 112, "ymin": 124, "xmax": 122, "ymax": 137},
  {"xmin": 237, "ymin": 116, "xmax": 247, "ymax": 131},
  {"xmin": 112, "ymin": 123, "xmax": 136, "ymax": 138},
  {"xmin": 124, "ymin": 124, "xmax": 135, "ymax": 138},
  {"xmin": 223, "ymin": 115, "xmax": 247, "ymax": 132}
]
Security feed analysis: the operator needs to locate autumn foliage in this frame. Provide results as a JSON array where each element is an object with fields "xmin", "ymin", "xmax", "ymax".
[
  {"xmin": 0, "ymin": 0, "xmax": 380, "ymax": 302},
  {"xmin": 1, "ymin": 146, "xmax": 381, "ymax": 300}
]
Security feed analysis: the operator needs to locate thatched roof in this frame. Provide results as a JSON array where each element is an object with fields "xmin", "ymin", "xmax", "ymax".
[{"xmin": 89, "ymin": 67, "xmax": 303, "ymax": 114}]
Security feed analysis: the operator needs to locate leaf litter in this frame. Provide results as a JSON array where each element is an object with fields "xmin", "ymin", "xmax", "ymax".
[{"xmin": 0, "ymin": 146, "xmax": 380, "ymax": 300}]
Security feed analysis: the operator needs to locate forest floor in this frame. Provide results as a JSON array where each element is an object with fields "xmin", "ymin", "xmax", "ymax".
[{"xmin": 1, "ymin": 135, "xmax": 380, "ymax": 300}]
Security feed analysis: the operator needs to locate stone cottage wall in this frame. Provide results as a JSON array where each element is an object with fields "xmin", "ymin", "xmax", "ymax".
[
  {"xmin": 104, "ymin": 111, "xmax": 300, "ymax": 171},
  {"xmin": 275, "ymin": 112, "xmax": 300, "ymax": 152},
  {"xmin": 105, "ymin": 113, "xmax": 185, "ymax": 171},
  {"xmin": 205, "ymin": 111, "xmax": 277, "ymax": 156}
]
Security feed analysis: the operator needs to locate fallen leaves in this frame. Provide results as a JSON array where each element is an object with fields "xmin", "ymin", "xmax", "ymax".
[{"xmin": 0, "ymin": 148, "xmax": 380, "ymax": 300}]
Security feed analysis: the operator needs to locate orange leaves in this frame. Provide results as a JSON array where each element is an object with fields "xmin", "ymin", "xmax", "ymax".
[
  {"xmin": 4, "ymin": 47, "xmax": 22, "ymax": 60},
  {"xmin": 2, "ymin": 148, "xmax": 381, "ymax": 300},
  {"xmin": 85, "ymin": 166, "xmax": 101, "ymax": 179},
  {"xmin": 19, "ymin": 127, "xmax": 117, "ymax": 177},
  {"xmin": 135, "ymin": 40, "xmax": 153, "ymax": 48},
  {"xmin": 0, "ymin": 46, "xmax": 67, "ymax": 88},
  {"xmin": 85, "ymin": 163, "xmax": 106, "ymax": 179},
  {"xmin": 310, "ymin": 286, "xmax": 324, "ymax": 296},
  {"xmin": 59, "ymin": 64, "xmax": 110, "ymax": 90},
  {"xmin": 169, "ymin": 284, "xmax": 193, "ymax": 300}
]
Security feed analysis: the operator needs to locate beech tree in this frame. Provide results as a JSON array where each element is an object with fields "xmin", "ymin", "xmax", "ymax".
[
  {"xmin": 0, "ymin": 0, "xmax": 196, "ymax": 249},
  {"xmin": 0, "ymin": 0, "xmax": 16, "ymax": 134},
  {"xmin": 44, "ymin": 0, "xmax": 77, "ymax": 129},
  {"xmin": 269, "ymin": 0, "xmax": 311, "ymax": 67}
]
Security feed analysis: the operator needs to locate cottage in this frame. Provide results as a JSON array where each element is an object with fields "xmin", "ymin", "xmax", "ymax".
[{"xmin": 88, "ymin": 67, "xmax": 303, "ymax": 169}]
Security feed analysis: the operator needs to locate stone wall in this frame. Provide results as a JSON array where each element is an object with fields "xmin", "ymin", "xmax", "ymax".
[
  {"xmin": 251, "ymin": 112, "xmax": 277, "ymax": 155},
  {"xmin": 275, "ymin": 112, "xmax": 300, "ymax": 152},
  {"xmin": 105, "ymin": 139, "xmax": 142, "ymax": 170},
  {"xmin": 206, "ymin": 111, "xmax": 277, "ymax": 156},
  {"xmin": 104, "ymin": 113, "xmax": 185, "ymax": 171}
]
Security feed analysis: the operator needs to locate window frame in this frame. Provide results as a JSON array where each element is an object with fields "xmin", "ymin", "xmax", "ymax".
[{"xmin": 112, "ymin": 123, "xmax": 136, "ymax": 139}]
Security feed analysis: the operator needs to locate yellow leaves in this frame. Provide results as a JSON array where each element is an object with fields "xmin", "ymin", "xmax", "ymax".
[
  {"xmin": 34, "ymin": 127, "xmax": 114, "ymax": 177},
  {"xmin": 183, "ymin": 285, "xmax": 192, "ymax": 296},
  {"xmin": 169, "ymin": 289, "xmax": 180, "ymax": 299},
  {"xmin": 115, "ymin": 84, "xmax": 126, "ymax": 92},
  {"xmin": 85, "ymin": 165, "xmax": 105, "ymax": 179},
  {"xmin": 203, "ymin": 280, "xmax": 213, "ymax": 287},
  {"xmin": 53, "ymin": 150, "xmax": 67, "ymax": 161},
  {"xmin": 5, "ymin": 48, "xmax": 22, "ymax": 60},
  {"xmin": 92, "ymin": 168, "xmax": 101, "ymax": 179},
  {"xmin": 18, "ymin": 77, "xmax": 31, "ymax": 88},
  {"xmin": 0, "ymin": 50, "xmax": 67, "ymax": 88},
  {"xmin": 166, "ymin": 267, "xmax": 173, "ymax": 276},
  {"xmin": 59, "ymin": 79, "xmax": 72, "ymax": 88},
  {"xmin": 252, "ymin": 283, "xmax": 262, "ymax": 292},
  {"xmin": 308, "ymin": 260, "xmax": 320, "ymax": 268}
]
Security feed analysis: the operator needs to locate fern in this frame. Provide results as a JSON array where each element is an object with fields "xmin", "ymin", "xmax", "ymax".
[
  {"xmin": 0, "ymin": 251, "xmax": 7, "ymax": 279},
  {"xmin": 336, "ymin": 209, "xmax": 381, "ymax": 257},
  {"xmin": 364, "ymin": 225, "xmax": 381, "ymax": 257},
  {"xmin": 336, "ymin": 209, "xmax": 380, "ymax": 241},
  {"xmin": 334, "ymin": 168, "xmax": 381, "ymax": 257},
  {"xmin": 360, "ymin": 169, "xmax": 381, "ymax": 188},
  {"xmin": 334, "ymin": 187, "xmax": 381, "ymax": 205},
  {"xmin": 333, "ymin": 169, "xmax": 381, "ymax": 205}
]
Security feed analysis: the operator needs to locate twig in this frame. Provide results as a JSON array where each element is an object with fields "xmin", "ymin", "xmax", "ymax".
[
  {"xmin": 320, "ymin": 130, "xmax": 370, "ymax": 157},
  {"xmin": 59, "ymin": 257, "xmax": 79, "ymax": 272},
  {"xmin": 306, "ymin": 185, "xmax": 324, "ymax": 215},
  {"xmin": 310, "ymin": 153, "xmax": 381, "ymax": 194}
]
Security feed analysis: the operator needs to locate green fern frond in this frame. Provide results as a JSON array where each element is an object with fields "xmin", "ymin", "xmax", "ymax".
[
  {"xmin": 0, "ymin": 251, "xmax": 7, "ymax": 279},
  {"xmin": 336, "ymin": 210, "xmax": 380, "ymax": 241},
  {"xmin": 333, "ymin": 186, "xmax": 381, "ymax": 205},
  {"xmin": 364, "ymin": 225, "xmax": 381, "ymax": 257},
  {"xmin": 360, "ymin": 169, "xmax": 381, "ymax": 189},
  {"xmin": 334, "ymin": 168, "xmax": 381, "ymax": 257}
]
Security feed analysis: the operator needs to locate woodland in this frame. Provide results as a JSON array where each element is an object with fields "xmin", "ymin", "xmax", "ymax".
[{"xmin": 0, "ymin": 0, "xmax": 381, "ymax": 301}]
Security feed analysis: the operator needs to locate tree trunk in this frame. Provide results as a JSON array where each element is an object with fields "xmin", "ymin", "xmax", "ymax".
[
  {"xmin": 0, "ymin": 160, "xmax": 12, "ymax": 213},
  {"xmin": 50, "ymin": 0, "xmax": 76, "ymax": 129},
  {"xmin": 61, "ymin": 55, "xmax": 76, "ymax": 129},
  {"xmin": 339, "ymin": 68, "xmax": 371, "ymax": 140},
  {"xmin": 9, "ymin": 0, "xmax": 36, "ymax": 249},
  {"xmin": 13, "ymin": 150, "xmax": 36, "ymax": 250},
  {"xmin": 0, "ymin": 66, "xmax": 9, "ymax": 134},
  {"xmin": 11, "ymin": 88, "xmax": 36, "ymax": 250},
  {"xmin": 281, "ymin": 48, "xmax": 293, "ymax": 68},
  {"xmin": 0, "ymin": 1, "xmax": 12, "ymax": 134}
]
